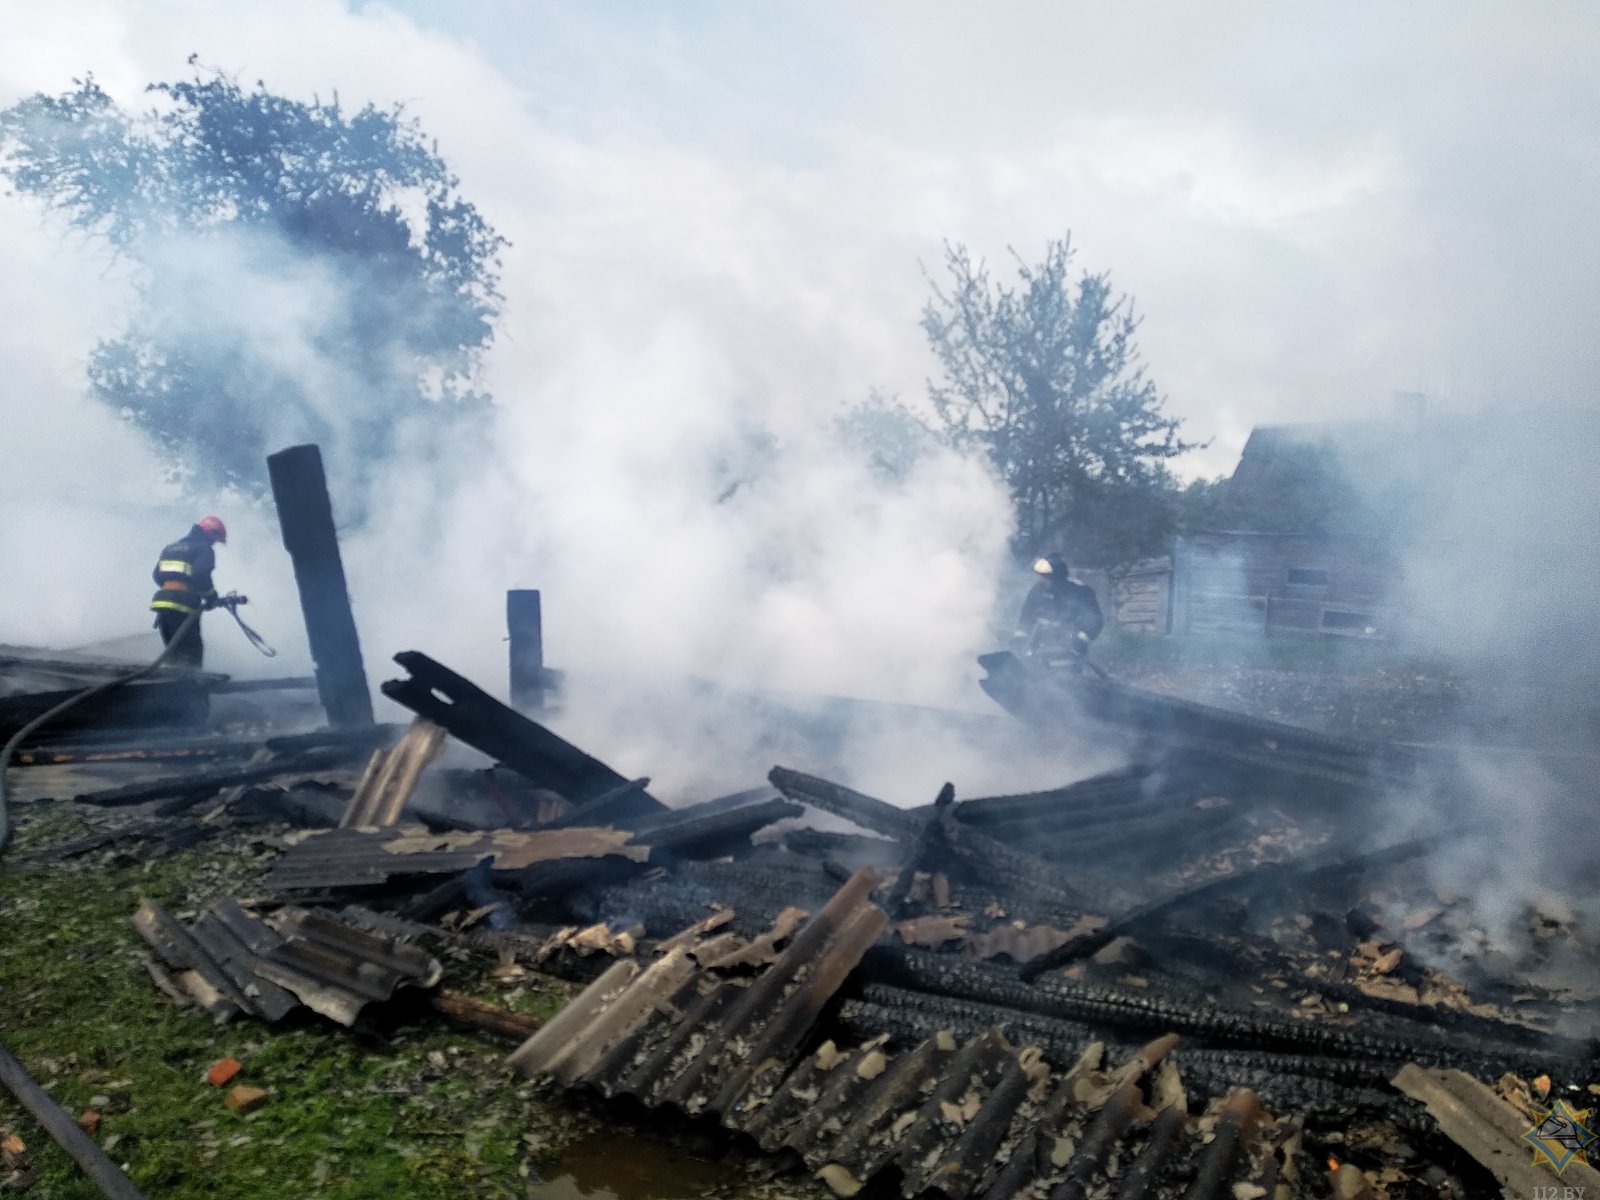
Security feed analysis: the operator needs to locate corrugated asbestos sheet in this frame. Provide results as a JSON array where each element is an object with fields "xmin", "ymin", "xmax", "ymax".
[
  {"xmin": 339, "ymin": 717, "xmax": 447, "ymax": 828},
  {"xmin": 133, "ymin": 899, "xmax": 442, "ymax": 1026},
  {"xmin": 508, "ymin": 870, "xmax": 1283, "ymax": 1199},
  {"xmin": 263, "ymin": 824, "xmax": 649, "ymax": 891}
]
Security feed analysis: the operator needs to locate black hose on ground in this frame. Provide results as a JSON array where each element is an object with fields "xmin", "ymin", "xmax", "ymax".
[
  {"xmin": 0, "ymin": 608, "xmax": 200, "ymax": 858},
  {"xmin": 0, "ymin": 1040, "xmax": 147, "ymax": 1199}
]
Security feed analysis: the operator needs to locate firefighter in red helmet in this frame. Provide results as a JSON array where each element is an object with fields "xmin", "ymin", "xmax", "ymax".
[{"xmin": 149, "ymin": 516, "xmax": 228, "ymax": 669}]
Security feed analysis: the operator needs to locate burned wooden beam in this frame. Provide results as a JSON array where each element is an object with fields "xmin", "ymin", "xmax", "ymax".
[
  {"xmin": 951, "ymin": 765, "xmax": 1160, "ymax": 826},
  {"xmin": 868, "ymin": 945, "xmax": 1536, "ymax": 1076},
  {"xmin": 770, "ymin": 766, "xmax": 1092, "ymax": 910},
  {"xmin": 768, "ymin": 765, "xmax": 918, "ymax": 840},
  {"xmin": 506, "ymin": 589, "xmax": 546, "ymax": 712},
  {"xmin": 882, "ymin": 782, "xmax": 954, "ymax": 919},
  {"xmin": 1018, "ymin": 827, "xmax": 1480, "ymax": 982},
  {"xmin": 382, "ymin": 652, "xmax": 665, "ymax": 815},
  {"xmin": 539, "ymin": 777, "xmax": 661, "ymax": 829},
  {"xmin": 73, "ymin": 746, "xmax": 355, "ymax": 808},
  {"xmin": 428, "ymin": 988, "xmax": 543, "ymax": 1041},
  {"xmin": 632, "ymin": 796, "xmax": 801, "ymax": 861},
  {"xmin": 934, "ymin": 804, "xmax": 1094, "ymax": 909},
  {"xmin": 266, "ymin": 444, "xmax": 375, "ymax": 729}
]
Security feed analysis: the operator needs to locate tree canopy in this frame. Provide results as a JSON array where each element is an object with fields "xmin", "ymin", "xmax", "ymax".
[
  {"xmin": 0, "ymin": 66, "xmax": 506, "ymax": 504},
  {"xmin": 921, "ymin": 237, "xmax": 1197, "ymax": 565}
]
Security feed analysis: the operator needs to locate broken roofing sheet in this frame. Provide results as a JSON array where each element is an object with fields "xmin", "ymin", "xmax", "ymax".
[
  {"xmin": 133, "ymin": 899, "xmax": 442, "ymax": 1026},
  {"xmin": 508, "ymin": 870, "xmax": 1284, "ymax": 1199},
  {"xmin": 263, "ymin": 824, "xmax": 650, "ymax": 891}
]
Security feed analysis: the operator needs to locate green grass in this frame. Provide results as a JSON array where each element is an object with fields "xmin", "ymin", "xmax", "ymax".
[{"xmin": 0, "ymin": 834, "xmax": 582, "ymax": 1199}]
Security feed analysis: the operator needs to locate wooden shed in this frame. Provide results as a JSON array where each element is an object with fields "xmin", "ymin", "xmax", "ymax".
[{"xmin": 1171, "ymin": 530, "xmax": 1397, "ymax": 639}]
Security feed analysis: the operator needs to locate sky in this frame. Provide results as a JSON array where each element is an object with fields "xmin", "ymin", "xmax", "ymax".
[{"xmin": 0, "ymin": 1, "xmax": 1596, "ymax": 755}]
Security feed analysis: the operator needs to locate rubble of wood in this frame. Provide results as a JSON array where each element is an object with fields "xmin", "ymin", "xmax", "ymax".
[{"xmin": 6, "ymin": 644, "xmax": 1599, "ymax": 1198}]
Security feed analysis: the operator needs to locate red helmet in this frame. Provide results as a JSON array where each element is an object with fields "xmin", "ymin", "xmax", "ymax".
[{"xmin": 197, "ymin": 515, "xmax": 228, "ymax": 544}]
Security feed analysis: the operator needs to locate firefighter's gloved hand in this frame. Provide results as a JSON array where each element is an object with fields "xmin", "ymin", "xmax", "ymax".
[
  {"xmin": 1071, "ymin": 630, "xmax": 1091, "ymax": 657},
  {"xmin": 202, "ymin": 596, "xmax": 219, "ymax": 611}
]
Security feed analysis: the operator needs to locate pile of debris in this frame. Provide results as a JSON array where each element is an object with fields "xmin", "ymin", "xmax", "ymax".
[{"xmin": 5, "ymin": 642, "xmax": 1597, "ymax": 1199}]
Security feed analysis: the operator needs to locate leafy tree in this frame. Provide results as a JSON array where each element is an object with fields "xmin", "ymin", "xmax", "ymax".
[
  {"xmin": 921, "ymin": 236, "xmax": 1197, "ymax": 565},
  {"xmin": 0, "ymin": 65, "xmax": 506, "ymax": 505},
  {"xmin": 833, "ymin": 389, "xmax": 939, "ymax": 484}
]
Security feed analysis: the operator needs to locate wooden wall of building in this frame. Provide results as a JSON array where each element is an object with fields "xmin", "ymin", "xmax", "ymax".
[{"xmin": 1171, "ymin": 531, "xmax": 1396, "ymax": 639}]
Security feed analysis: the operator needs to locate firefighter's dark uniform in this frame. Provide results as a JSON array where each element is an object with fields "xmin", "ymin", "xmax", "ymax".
[
  {"xmin": 1016, "ymin": 577, "xmax": 1105, "ymax": 662},
  {"xmin": 150, "ymin": 526, "xmax": 219, "ymax": 669}
]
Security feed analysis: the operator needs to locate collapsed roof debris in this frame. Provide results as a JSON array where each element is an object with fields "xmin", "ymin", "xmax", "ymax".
[
  {"xmin": 133, "ymin": 899, "xmax": 443, "ymax": 1026},
  {"xmin": 5, "ymin": 610, "xmax": 1598, "ymax": 1196}
]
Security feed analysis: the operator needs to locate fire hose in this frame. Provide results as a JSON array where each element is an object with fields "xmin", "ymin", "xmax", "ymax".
[{"xmin": 218, "ymin": 593, "xmax": 277, "ymax": 659}]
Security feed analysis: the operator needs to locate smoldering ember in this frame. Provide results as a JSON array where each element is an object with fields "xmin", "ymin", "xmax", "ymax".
[{"xmin": 0, "ymin": 436, "xmax": 1596, "ymax": 1200}]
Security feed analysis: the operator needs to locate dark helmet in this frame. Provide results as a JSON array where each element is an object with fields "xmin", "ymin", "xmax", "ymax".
[{"xmin": 1032, "ymin": 553, "xmax": 1069, "ymax": 579}]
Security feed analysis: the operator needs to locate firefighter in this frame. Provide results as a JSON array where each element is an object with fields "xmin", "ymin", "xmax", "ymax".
[
  {"xmin": 1014, "ymin": 553, "xmax": 1104, "ymax": 663},
  {"xmin": 149, "ymin": 516, "xmax": 227, "ymax": 669}
]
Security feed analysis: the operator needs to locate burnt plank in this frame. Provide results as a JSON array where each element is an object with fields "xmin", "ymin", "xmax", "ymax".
[{"xmin": 382, "ymin": 652, "xmax": 665, "ymax": 813}]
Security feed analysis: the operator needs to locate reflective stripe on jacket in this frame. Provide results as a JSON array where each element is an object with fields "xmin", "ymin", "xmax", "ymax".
[{"xmin": 149, "ymin": 527, "xmax": 218, "ymax": 614}]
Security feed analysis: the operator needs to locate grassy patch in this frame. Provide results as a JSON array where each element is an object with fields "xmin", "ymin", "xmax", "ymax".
[{"xmin": 0, "ymin": 830, "xmax": 582, "ymax": 1198}]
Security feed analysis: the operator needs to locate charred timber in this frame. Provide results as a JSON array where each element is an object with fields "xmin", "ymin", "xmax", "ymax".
[
  {"xmin": 839, "ymin": 987, "xmax": 1096, "ymax": 1067},
  {"xmin": 428, "ymin": 987, "xmax": 544, "ymax": 1040},
  {"xmin": 952, "ymin": 766, "xmax": 1161, "ymax": 826},
  {"xmin": 867, "ymin": 946, "xmax": 1534, "ymax": 1074},
  {"xmin": 266, "ymin": 444, "xmax": 374, "ymax": 728},
  {"xmin": 506, "ymin": 589, "xmax": 546, "ymax": 712},
  {"xmin": 1015, "ymin": 800, "xmax": 1243, "ymax": 864},
  {"xmin": 383, "ymin": 652, "xmax": 665, "ymax": 814},
  {"xmin": 882, "ymin": 782, "xmax": 954, "ymax": 919},
  {"xmin": 74, "ymin": 746, "xmax": 353, "ymax": 807},
  {"xmin": 933, "ymin": 808, "xmax": 1093, "ymax": 909},
  {"xmin": 768, "ymin": 766, "xmax": 918, "ymax": 840},
  {"xmin": 956, "ymin": 786, "xmax": 1207, "ymax": 842},
  {"xmin": 633, "ymin": 796, "xmax": 801, "ymax": 860},
  {"xmin": 540, "ymin": 778, "xmax": 659, "ymax": 829},
  {"xmin": 1018, "ymin": 830, "xmax": 1464, "ymax": 982}
]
